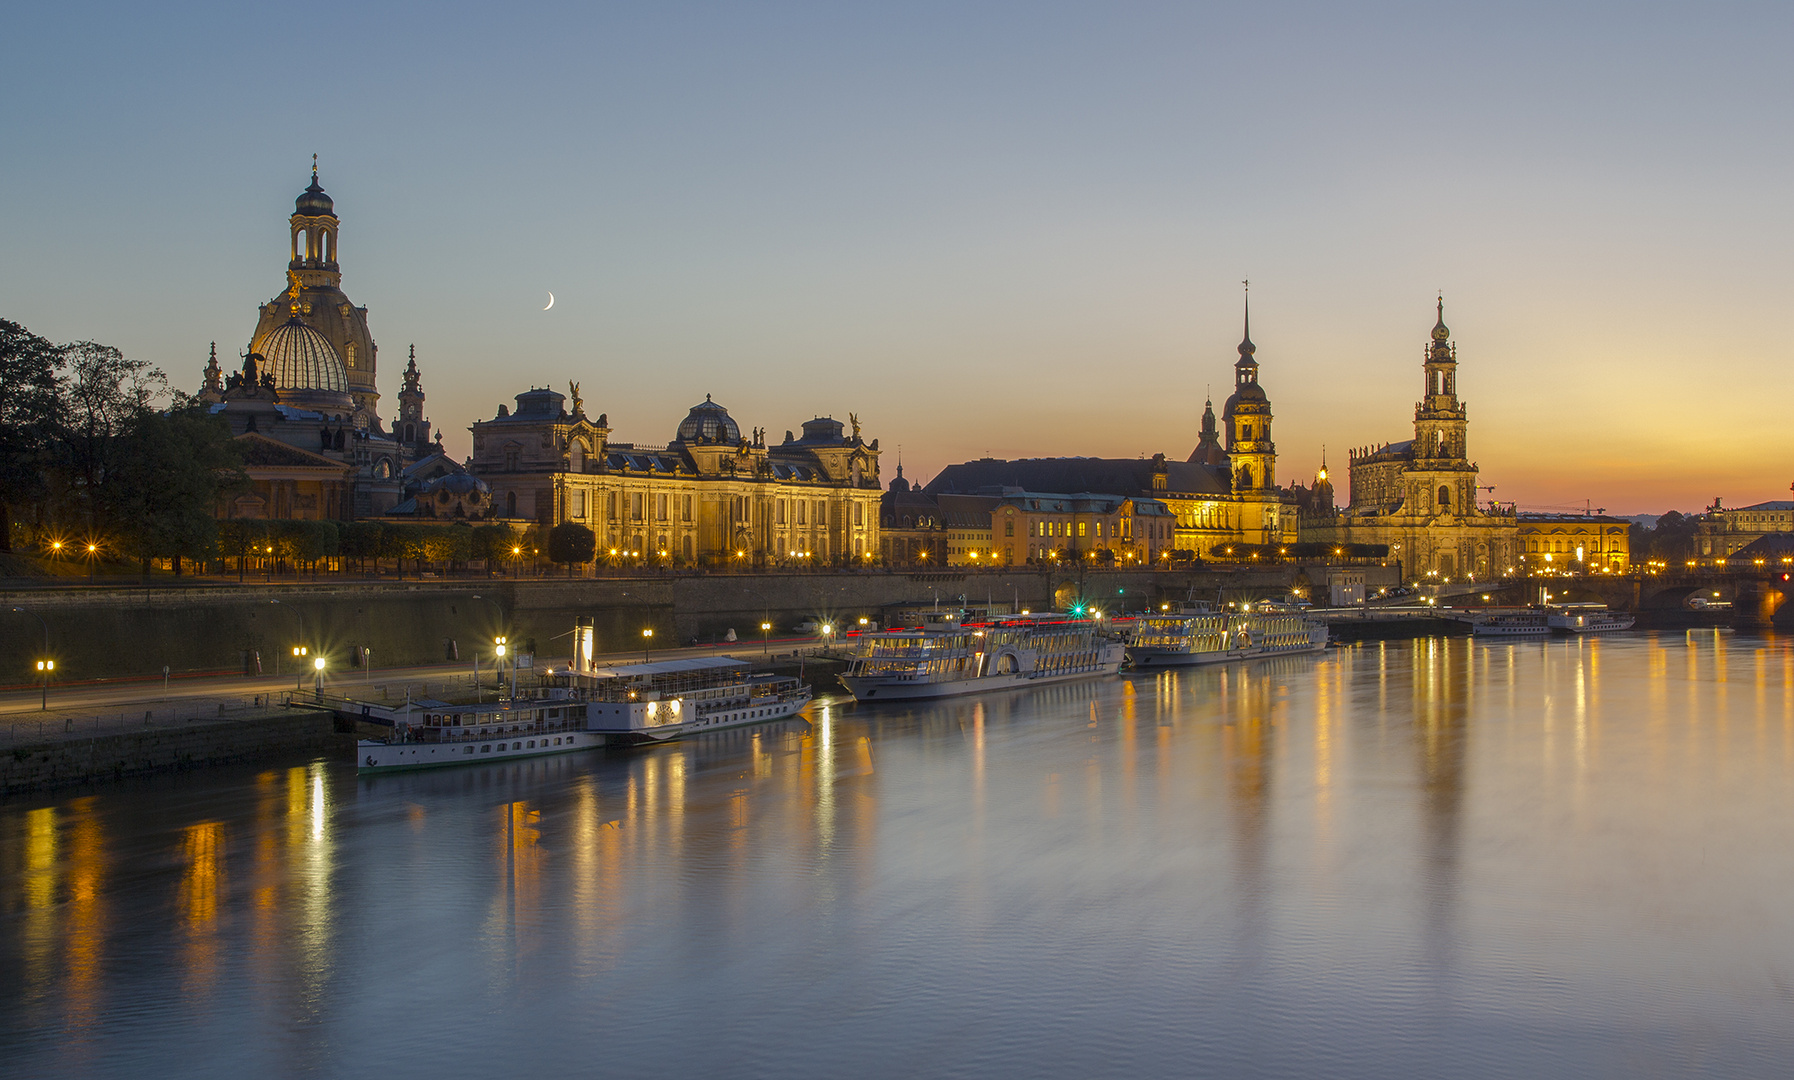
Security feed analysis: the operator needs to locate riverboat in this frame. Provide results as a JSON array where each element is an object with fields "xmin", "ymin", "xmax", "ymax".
[
  {"xmin": 356, "ymin": 692, "xmax": 604, "ymax": 773},
  {"xmin": 1472, "ymin": 609, "xmax": 1551, "ymax": 637},
  {"xmin": 1124, "ymin": 609, "xmax": 1328, "ymax": 668},
  {"xmin": 551, "ymin": 656, "xmax": 812, "ymax": 744},
  {"xmin": 1547, "ymin": 603, "xmax": 1636, "ymax": 634},
  {"xmin": 841, "ymin": 613, "xmax": 1124, "ymax": 701}
]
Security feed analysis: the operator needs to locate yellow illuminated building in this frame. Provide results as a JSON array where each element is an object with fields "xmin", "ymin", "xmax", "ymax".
[
  {"xmin": 1516, "ymin": 514, "xmax": 1631, "ymax": 571},
  {"xmin": 1301, "ymin": 300, "xmax": 1519, "ymax": 579},
  {"xmin": 471, "ymin": 390, "xmax": 883, "ymax": 566}
]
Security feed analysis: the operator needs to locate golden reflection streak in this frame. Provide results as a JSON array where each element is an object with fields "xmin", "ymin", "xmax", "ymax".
[
  {"xmin": 21, "ymin": 805, "xmax": 57, "ymax": 997},
  {"xmin": 289, "ymin": 762, "xmax": 334, "ymax": 1021},
  {"xmin": 179, "ymin": 820, "xmax": 225, "ymax": 999},
  {"xmin": 62, "ymin": 797, "xmax": 106, "ymax": 1032}
]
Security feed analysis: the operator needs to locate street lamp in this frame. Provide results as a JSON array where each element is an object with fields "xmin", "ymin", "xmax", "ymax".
[
  {"xmin": 494, "ymin": 635, "xmax": 509, "ymax": 698},
  {"xmin": 642, "ymin": 627, "xmax": 653, "ymax": 663},
  {"xmin": 820, "ymin": 623, "xmax": 833, "ymax": 654},
  {"xmin": 364, "ymin": 647, "xmax": 373, "ymax": 684},
  {"xmin": 11, "ymin": 607, "xmax": 50, "ymax": 710},
  {"xmin": 313, "ymin": 655, "xmax": 326, "ymax": 696},
  {"xmin": 761, "ymin": 621, "xmax": 772, "ymax": 657}
]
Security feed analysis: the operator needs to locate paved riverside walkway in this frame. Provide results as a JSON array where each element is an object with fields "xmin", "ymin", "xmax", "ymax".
[{"xmin": 0, "ymin": 637, "xmax": 841, "ymax": 745}]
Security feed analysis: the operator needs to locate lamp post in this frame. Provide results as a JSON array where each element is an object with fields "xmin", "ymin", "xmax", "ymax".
[
  {"xmin": 761, "ymin": 621, "xmax": 772, "ymax": 658},
  {"xmin": 11, "ymin": 607, "xmax": 50, "ymax": 711},
  {"xmin": 642, "ymin": 627, "xmax": 653, "ymax": 663},
  {"xmin": 364, "ymin": 647, "xmax": 373, "ymax": 685},
  {"xmin": 494, "ymin": 635, "xmax": 509, "ymax": 699},
  {"xmin": 313, "ymin": 655, "xmax": 325, "ymax": 697},
  {"xmin": 820, "ymin": 623, "xmax": 833, "ymax": 655}
]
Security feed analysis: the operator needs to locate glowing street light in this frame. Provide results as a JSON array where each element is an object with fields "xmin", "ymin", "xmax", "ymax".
[
  {"xmin": 642, "ymin": 627, "xmax": 653, "ymax": 662},
  {"xmin": 312, "ymin": 654, "xmax": 326, "ymax": 695},
  {"xmin": 761, "ymin": 621, "xmax": 772, "ymax": 657}
]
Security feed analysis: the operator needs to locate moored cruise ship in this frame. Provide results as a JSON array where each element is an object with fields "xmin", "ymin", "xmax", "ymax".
[
  {"xmin": 841, "ymin": 613, "xmax": 1124, "ymax": 701},
  {"xmin": 1124, "ymin": 608, "xmax": 1328, "ymax": 668},
  {"xmin": 551, "ymin": 656, "xmax": 812, "ymax": 744},
  {"xmin": 1546, "ymin": 603, "xmax": 1636, "ymax": 634},
  {"xmin": 355, "ymin": 693, "xmax": 603, "ymax": 773}
]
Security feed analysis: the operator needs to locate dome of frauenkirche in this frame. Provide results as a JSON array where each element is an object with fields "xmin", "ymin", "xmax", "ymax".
[{"xmin": 261, "ymin": 317, "xmax": 348, "ymax": 394}]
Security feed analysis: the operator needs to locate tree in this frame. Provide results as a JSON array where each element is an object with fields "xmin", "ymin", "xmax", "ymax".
[
  {"xmin": 58, "ymin": 340, "xmax": 165, "ymax": 530},
  {"xmin": 0, "ymin": 320, "xmax": 63, "ymax": 551},
  {"xmin": 340, "ymin": 521, "xmax": 383, "ymax": 573},
  {"xmin": 217, "ymin": 519, "xmax": 269, "ymax": 580},
  {"xmin": 470, "ymin": 523, "xmax": 521, "ymax": 574},
  {"xmin": 283, "ymin": 519, "xmax": 340, "ymax": 574},
  {"xmin": 548, "ymin": 522, "xmax": 596, "ymax": 573},
  {"xmin": 426, "ymin": 524, "xmax": 473, "ymax": 567},
  {"xmin": 111, "ymin": 402, "xmax": 245, "ymax": 573}
]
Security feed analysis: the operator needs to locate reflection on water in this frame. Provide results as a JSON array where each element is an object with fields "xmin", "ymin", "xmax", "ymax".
[{"xmin": 6, "ymin": 634, "xmax": 1794, "ymax": 1077}]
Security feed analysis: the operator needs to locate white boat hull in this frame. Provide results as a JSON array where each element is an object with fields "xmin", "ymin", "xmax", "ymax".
[
  {"xmin": 842, "ymin": 661, "xmax": 1122, "ymax": 701},
  {"xmin": 1127, "ymin": 639, "xmax": 1325, "ymax": 667},
  {"xmin": 358, "ymin": 730, "xmax": 603, "ymax": 773},
  {"xmin": 589, "ymin": 691, "xmax": 812, "ymax": 744}
]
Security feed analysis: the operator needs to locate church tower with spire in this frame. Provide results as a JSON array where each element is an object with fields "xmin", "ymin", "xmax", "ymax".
[
  {"xmin": 1405, "ymin": 298, "xmax": 1477, "ymax": 516},
  {"xmin": 250, "ymin": 159, "xmax": 381, "ymax": 426},
  {"xmin": 396, "ymin": 344, "xmax": 432, "ymax": 449},
  {"xmin": 1220, "ymin": 290, "xmax": 1276, "ymax": 497}
]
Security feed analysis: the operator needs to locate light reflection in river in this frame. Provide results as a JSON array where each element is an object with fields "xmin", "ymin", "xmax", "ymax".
[{"xmin": 6, "ymin": 633, "xmax": 1794, "ymax": 1077}]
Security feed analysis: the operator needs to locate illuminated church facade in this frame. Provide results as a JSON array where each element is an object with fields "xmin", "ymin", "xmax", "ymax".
[
  {"xmin": 1299, "ymin": 301, "xmax": 1519, "ymax": 580},
  {"xmin": 198, "ymin": 164, "xmax": 437, "ymax": 520}
]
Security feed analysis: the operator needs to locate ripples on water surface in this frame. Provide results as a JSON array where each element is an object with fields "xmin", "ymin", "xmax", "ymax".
[{"xmin": 5, "ymin": 632, "xmax": 1794, "ymax": 1078}]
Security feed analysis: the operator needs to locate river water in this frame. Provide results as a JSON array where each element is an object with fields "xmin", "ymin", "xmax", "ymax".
[{"xmin": 5, "ymin": 632, "xmax": 1794, "ymax": 1078}]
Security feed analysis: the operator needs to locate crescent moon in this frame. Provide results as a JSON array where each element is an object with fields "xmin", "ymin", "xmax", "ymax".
[{"xmin": 544, "ymin": 292, "xmax": 555, "ymax": 311}]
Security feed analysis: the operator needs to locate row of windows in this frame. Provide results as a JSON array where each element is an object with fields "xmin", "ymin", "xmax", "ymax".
[{"xmin": 560, "ymin": 489, "xmax": 873, "ymax": 527}]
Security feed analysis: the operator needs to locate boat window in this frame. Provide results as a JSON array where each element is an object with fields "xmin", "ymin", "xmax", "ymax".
[
  {"xmin": 465, "ymin": 747, "xmax": 474, "ymax": 754},
  {"xmin": 514, "ymin": 742, "xmax": 522, "ymax": 750},
  {"xmin": 482, "ymin": 745, "xmax": 491, "ymax": 753}
]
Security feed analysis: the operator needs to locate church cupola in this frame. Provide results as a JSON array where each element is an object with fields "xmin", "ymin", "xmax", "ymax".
[
  {"xmin": 289, "ymin": 156, "xmax": 341, "ymax": 288},
  {"xmin": 1189, "ymin": 396, "xmax": 1227, "ymax": 466}
]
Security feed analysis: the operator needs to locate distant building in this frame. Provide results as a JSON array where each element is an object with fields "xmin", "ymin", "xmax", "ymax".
[
  {"xmin": 1516, "ymin": 514, "xmax": 1631, "ymax": 572},
  {"xmin": 1301, "ymin": 301, "xmax": 1519, "ymax": 580},
  {"xmin": 1695, "ymin": 494, "xmax": 1794, "ymax": 559},
  {"xmin": 467, "ymin": 389, "xmax": 883, "ymax": 566},
  {"xmin": 198, "ymin": 166, "xmax": 435, "ymax": 519}
]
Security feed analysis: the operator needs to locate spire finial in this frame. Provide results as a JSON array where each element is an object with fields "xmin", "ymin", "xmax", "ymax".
[
  {"xmin": 1431, "ymin": 293, "xmax": 1451, "ymax": 343},
  {"xmin": 312, "ymin": 153, "xmax": 318, "ymax": 182},
  {"xmin": 1237, "ymin": 280, "xmax": 1256, "ymax": 360},
  {"xmin": 209, "ymin": 341, "xmax": 216, "ymax": 362}
]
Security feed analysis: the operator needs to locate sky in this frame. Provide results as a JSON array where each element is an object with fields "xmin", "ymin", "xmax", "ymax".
[{"xmin": 4, "ymin": 1, "xmax": 1790, "ymax": 515}]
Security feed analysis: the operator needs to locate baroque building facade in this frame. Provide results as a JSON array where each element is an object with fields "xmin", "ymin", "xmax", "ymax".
[
  {"xmin": 468, "ymin": 387, "xmax": 883, "ymax": 566},
  {"xmin": 199, "ymin": 165, "xmax": 437, "ymax": 519},
  {"xmin": 1300, "ymin": 301, "xmax": 1519, "ymax": 580}
]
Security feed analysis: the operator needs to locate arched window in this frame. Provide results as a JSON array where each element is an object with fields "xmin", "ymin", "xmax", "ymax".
[
  {"xmin": 1438, "ymin": 485, "xmax": 1451, "ymax": 510},
  {"xmin": 1242, "ymin": 424, "xmax": 1254, "ymax": 441},
  {"xmin": 1238, "ymin": 466, "xmax": 1254, "ymax": 490},
  {"xmin": 346, "ymin": 343, "xmax": 357, "ymax": 369},
  {"xmin": 506, "ymin": 491, "xmax": 517, "ymax": 517}
]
